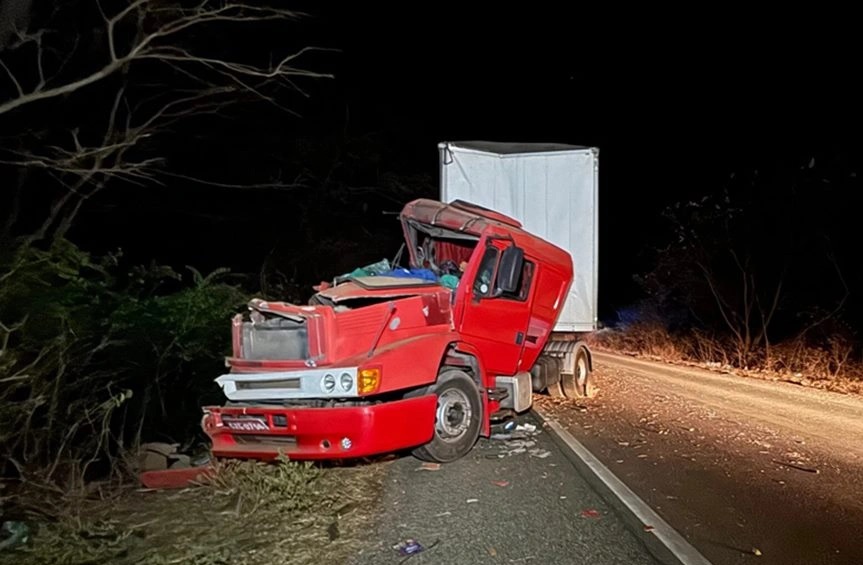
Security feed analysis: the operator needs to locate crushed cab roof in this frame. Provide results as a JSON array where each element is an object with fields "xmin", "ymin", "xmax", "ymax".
[{"xmin": 401, "ymin": 199, "xmax": 523, "ymax": 237}]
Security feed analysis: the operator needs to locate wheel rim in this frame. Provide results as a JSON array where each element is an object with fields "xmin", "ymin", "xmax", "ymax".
[
  {"xmin": 576, "ymin": 355, "xmax": 588, "ymax": 390},
  {"xmin": 435, "ymin": 388, "xmax": 472, "ymax": 442}
]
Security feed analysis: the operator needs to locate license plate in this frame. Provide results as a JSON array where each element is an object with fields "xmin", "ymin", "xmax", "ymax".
[{"xmin": 223, "ymin": 417, "xmax": 269, "ymax": 431}]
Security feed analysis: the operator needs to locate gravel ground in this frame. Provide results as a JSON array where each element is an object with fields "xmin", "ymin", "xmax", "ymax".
[
  {"xmin": 351, "ymin": 413, "xmax": 659, "ymax": 565},
  {"xmin": 540, "ymin": 352, "xmax": 863, "ymax": 565}
]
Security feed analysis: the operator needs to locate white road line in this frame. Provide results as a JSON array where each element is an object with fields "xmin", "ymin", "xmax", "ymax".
[{"xmin": 533, "ymin": 406, "xmax": 713, "ymax": 565}]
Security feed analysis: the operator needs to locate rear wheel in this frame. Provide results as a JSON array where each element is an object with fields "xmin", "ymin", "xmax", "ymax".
[
  {"xmin": 570, "ymin": 347, "xmax": 594, "ymax": 398},
  {"xmin": 413, "ymin": 369, "xmax": 482, "ymax": 463}
]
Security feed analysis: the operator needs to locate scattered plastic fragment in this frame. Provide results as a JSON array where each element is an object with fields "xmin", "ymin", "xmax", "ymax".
[
  {"xmin": 580, "ymin": 509, "xmax": 601, "ymax": 518},
  {"xmin": 772, "ymin": 460, "xmax": 819, "ymax": 474},
  {"xmin": 139, "ymin": 464, "xmax": 215, "ymax": 489},
  {"xmin": 492, "ymin": 480, "xmax": 510, "ymax": 487},
  {"xmin": 752, "ymin": 547, "xmax": 763, "ymax": 556},
  {"xmin": 393, "ymin": 539, "xmax": 425, "ymax": 556},
  {"xmin": 466, "ymin": 498, "xmax": 479, "ymax": 504},
  {"xmin": 496, "ymin": 420, "xmax": 517, "ymax": 433},
  {"xmin": 515, "ymin": 423, "xmax": 537, "ymax": 433},
  {"xmin": 417, "ymin": 462, "xmax": 441, "ymax": 472},
  {"xmin": 0, "ymin": 521, "xmax": 29, "ymax": 551}
]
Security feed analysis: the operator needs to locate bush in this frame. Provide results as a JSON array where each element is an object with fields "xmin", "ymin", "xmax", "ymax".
[
  {"xmin": 592, "ymin": 316, "xmax": 863, "ymax": 393},
  {"xmin": 0, "ymin": 239, "xmax": 247, "ymax": 488}
]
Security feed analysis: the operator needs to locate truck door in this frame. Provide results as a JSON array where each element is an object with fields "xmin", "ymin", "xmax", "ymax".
[{"xmin": 458, "ymin": 240, "xmax": 536, "ymax": 376}]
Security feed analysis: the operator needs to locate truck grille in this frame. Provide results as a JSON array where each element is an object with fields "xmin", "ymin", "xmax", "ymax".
[
  {"xmin": 236, "ymin": 379, "xmax": 301, "ymax": 390},
  {"xmin": 242, "ymin": 319, "xmax": 309, "ymax": 360}
]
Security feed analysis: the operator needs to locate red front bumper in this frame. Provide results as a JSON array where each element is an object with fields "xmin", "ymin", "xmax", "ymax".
[{"xmin": 202, "ymin": 395, "xmax": 437, "ymax": 460}]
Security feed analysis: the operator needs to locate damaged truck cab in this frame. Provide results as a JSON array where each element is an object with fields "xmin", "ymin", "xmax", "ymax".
[{"xmin": 202, "ymin": 198, "xmax": 573, "ymax": 463}]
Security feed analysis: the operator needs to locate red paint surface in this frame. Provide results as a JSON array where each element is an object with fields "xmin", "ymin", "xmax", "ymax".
[
  {"xmin": 203, "ymin": 395, "xmax": 437, "ymax": 460},
  {"xmin": 139, "ymin": 465, "xmax": 215, "ymax": 489},
  {"xmin": 203, "ymin": 199, "xmax": 573, "ymax": 461}
]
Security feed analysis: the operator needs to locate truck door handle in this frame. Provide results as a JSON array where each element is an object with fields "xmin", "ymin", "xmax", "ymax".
[{"xmin": 515, "ymin": 331, "xmax": 524, "ymax": 345}]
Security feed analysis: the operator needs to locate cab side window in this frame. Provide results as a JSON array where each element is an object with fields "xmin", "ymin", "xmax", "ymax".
[{"xmin": 473, "ymin": 246, "xmax": 499, "ymax": 296}]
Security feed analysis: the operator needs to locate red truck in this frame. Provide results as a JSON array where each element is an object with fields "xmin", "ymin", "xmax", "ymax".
[{"xmin": 202, "ymin": 198, "xmax": 574, "ymax": 462}]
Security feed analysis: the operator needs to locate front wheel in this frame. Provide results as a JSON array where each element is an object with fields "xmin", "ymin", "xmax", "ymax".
[{"xmin": 413, "ymin": 369, "xmax": 482, "ymax": 463}]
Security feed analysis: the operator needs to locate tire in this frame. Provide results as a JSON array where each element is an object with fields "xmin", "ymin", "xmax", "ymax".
[
  {"xmin": 413, "ymin": 369, "xmax": 482, "ymax": 463},
  {"xmin": 543, "ymin": 356, "xmax": 565, "ymax": 398},
  {"xmin": 573, "ymin": 347, "xmax": 595, "ymax": 398}
]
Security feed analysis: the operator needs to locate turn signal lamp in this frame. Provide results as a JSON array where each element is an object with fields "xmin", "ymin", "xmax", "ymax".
[{"xmin": 358, "ymin": 368, "xmax": 381, "ymax": 394}]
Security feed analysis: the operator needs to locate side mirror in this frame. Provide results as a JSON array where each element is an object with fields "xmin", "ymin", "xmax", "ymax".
[{"xmin": 495, "ymin": 246, "xmax": 524, "ymax": 295}]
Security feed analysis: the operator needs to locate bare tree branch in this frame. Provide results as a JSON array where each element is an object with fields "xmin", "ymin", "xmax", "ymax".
[
  {"xmin": 0, "ymin": 0, "xmax": 332, "ymax": 242},
  {"xmin": 158, "ymin": 170, "xmax": 307, "ymax": 190},
  {"xmin": 0, "ymin": 2, "xmax": 324, "ymax": 116},
  {"xmin": 0, "ymin": 58, "xmax": 23, "ymax": 96}
]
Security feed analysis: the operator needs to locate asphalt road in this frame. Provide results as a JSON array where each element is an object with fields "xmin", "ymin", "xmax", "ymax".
[
  {"xmin": 540, "ymin": 352, "xmax": 863, "ymax": 565},
  {"xmin": 350, "ymin": 413, "xmax": 660, "ymax": 565}
]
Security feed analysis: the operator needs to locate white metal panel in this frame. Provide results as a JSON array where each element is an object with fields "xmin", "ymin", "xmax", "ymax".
[{"xmin": 439, "ymin": 142, "xmax": 598, "ymax": 332}]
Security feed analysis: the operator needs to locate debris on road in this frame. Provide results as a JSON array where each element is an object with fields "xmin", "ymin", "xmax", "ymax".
[
  {"xmin": 492, "ymin": 480, "xmax": 510, "ymax": 487},
  {"xmin": 752, "ymin": 547, "xmax": 763, "ymax": 556},
  {"xmin": 466, "ymin": 498, "xmax": 479, "ymax": 504},
  {"xmin": 137, "ymin": 442, "xmax": 214, "ymax": 489},
  {"xmin": 416, "ymin": 462, "xmax": 441, "ymax": 472},
  {"xmin": 772, "ymin": 460, "xmax": 820, "ymax": 474},
  {"xmin": 139, "ymin": 463, "xmax": 215, "ymax": 489},
  {"xmin": 528, "ymin": 448, "xmax": 552, "ymax": 459},
  {"xmin": 580, "ymin": 509, "xmax": 601, "ymax": 518},
  {"xmin": 137, "ymin": 442, "xmax": 181, "ymax": 471},
  {"xmin": 393, "ymin": 538, "xmax": 425, "ymax": 556},
  {"xmin": 516, "ymin": 423, "xmax": 537, "ymax": 433}
]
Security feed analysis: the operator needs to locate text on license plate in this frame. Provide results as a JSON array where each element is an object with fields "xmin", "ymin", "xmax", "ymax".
[{"xmin": 223, "ymin": 417, "xmax": 269, "ymax": 431}]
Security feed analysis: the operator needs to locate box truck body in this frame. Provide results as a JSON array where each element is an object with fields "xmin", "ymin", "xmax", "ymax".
[{"xmin": 439, "ymin": 141, "xmax": 599, "ymax": 333}]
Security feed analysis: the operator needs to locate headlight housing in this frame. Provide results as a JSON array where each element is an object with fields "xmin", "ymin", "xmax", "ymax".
[
  {"xmin": 339, "ymin": 372, "xmax": 353, "ymax": 391},
  {"xmin": 321, "ymin": 373, "xmax": 336, "ymax": 393}
]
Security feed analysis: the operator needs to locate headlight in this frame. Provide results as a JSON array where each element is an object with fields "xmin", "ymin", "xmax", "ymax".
[
  {"xmin": 340, "ymin": 372, "xmax": 353, "ymax": 391},
  {"xmin": 321, "ymin": 374, "xmax": 336, "ymax": 393}
]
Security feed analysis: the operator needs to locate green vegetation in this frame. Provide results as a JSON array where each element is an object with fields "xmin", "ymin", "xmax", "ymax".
[{"xmin": 0, "ymin": 238, "xmax": 248, "ymax": 489}]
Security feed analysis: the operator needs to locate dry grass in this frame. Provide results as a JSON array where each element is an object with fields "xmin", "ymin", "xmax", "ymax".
[
  {"xmin": 589, "ymin": 323, "xmax": 863, "ymax": 395},
  {"xmin": 0, "ymin": 457, "xmax": 387, "ymax": 565}
]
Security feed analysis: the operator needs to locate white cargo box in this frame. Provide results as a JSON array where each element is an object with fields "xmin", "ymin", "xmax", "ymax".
[{"xmin": 439, "ymin": 141, "xmax": 598, "ymax": 332}]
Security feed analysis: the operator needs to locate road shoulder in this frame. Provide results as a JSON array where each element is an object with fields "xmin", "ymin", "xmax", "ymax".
[{"xmin": 350, "ymin": 414, "xmax": 659, "ymax": 565}]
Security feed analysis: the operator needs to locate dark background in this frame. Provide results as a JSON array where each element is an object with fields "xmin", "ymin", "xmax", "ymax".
[
  {"xmin": 49, "ymin": 5, "xmax": 863, "ymax": 321},
  {"xmin": 2, "ymin": 1, "xmax": 862, "ymax": 476}
]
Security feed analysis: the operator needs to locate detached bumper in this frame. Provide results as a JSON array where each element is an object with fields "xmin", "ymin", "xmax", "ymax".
[{"xmin": 202, "ymin": 395, "xmax": 437, "ymax": 460}]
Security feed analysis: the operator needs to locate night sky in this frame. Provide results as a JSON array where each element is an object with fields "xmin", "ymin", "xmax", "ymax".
[{"xmin": 66, "ymin": 5, "xmax": 862, "ymax": 321}]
